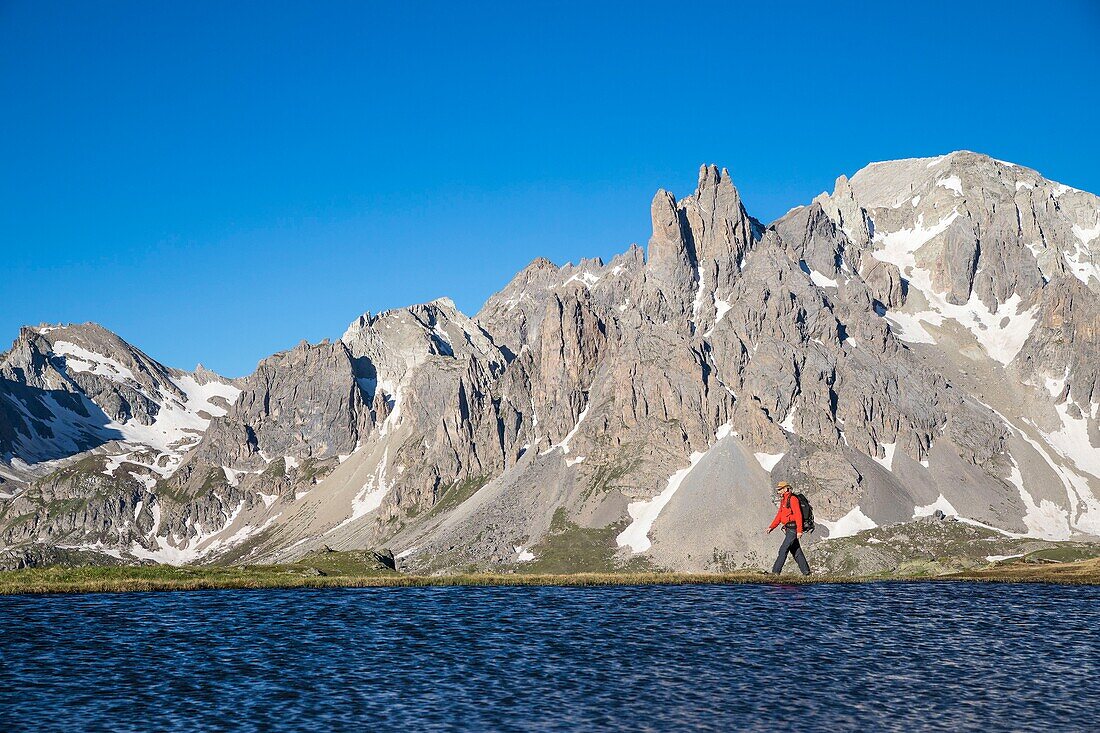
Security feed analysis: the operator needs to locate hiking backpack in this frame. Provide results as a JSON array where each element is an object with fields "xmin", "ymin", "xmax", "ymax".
[{"xmin": 791, "ymin": 493, "xmax": 816, "ymax": 533}]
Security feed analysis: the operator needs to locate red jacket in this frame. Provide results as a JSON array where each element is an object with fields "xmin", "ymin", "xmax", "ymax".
[{"xmin": 769, "ymin": 491, "xmax": 803, "ymax": 533}]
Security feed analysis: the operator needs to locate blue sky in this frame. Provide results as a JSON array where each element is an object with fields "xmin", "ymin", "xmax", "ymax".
[{"xmin": 2, "ymin": 1, "xmax": 1098, "ymax": 377}]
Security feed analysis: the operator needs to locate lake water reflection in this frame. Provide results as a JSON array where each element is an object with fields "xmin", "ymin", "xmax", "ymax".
[{"xmin": 1, "ymin": 582, "xmax": 1095, "ymax": 732}]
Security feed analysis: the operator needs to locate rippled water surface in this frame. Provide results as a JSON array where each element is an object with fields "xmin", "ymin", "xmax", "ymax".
[{"xmin": 1, "ymin": 582, "xmax": 1096, "ymax": 732}]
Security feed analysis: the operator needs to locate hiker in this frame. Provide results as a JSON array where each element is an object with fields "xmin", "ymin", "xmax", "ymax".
[{"xmin": 766, "ymin": 481, "xmax": 811, "ymax": 575}]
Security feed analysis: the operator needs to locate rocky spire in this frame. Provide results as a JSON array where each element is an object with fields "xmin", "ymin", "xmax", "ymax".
[{"xmin": 645, "ymin": 190, "xmax": 696, "ymax": 291}]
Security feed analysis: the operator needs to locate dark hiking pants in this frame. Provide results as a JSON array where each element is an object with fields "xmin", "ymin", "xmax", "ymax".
[{"xmin": 772, "ymin": 525, "xmax": 811, "ymax": 575}]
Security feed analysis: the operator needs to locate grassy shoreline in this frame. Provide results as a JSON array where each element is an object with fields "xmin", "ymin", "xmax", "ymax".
[{"xmin": 2, "ymin": 558, "xmax": 1097, "ymax": 596}]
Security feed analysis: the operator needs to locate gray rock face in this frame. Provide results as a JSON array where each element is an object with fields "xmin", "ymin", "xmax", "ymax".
[
  {"xmin": 2, "ymin": 150, "xmax": 1098, "ymax": 572},
  {"xmin": 1, "ymin": 454, "xmax": 155, "ymax": 548},
  {"xmin": 194, "ymin": 339, "xmax": 370, "ymax": 471},
  {"xmin": 859, "ymin": 259, "xmax": 905, "ymax": 310},
  {"xmin": 0, "ymin": 543, "xmax": 129, "ymax": 570}
]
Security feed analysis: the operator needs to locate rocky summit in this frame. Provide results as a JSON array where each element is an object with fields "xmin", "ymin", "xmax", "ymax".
[{"xmin": 2, "ymin": 151, "xmax": 1098, "ymax": 573}]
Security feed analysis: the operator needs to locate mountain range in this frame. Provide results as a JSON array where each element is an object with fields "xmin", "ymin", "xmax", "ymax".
[{"xmin": 2, "ymin": 151, "xmax": 1098, "ymax": 573}]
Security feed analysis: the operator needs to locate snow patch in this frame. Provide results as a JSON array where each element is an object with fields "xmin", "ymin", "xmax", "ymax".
[
  {"xmin": 873, "ymin": 442, "xmax": 896, "ymax": 471},
  {"xmin": 809, "ymin": 269, "xmax": 838, "ymax": 288},
  {"xmin": 378, "ymin": 383, "xmax": 402, "ymax": 438},
  {"xmin": 989, "ymin": 405, "xmax": 1099, "ymax": 535},
  {"xmin": 333, "ymin": 449, "xmax": 391, "ymax": 530},
  {"xmin": 1066, "ymin": 217, "xmax": 1099, "ymax": 286},
  {"xmin": 563, "ymin": 271, "xmax": 600, "ymax": 288},
  {"xmin": 914, "ymin": 494, "xmax": 958, "ymax": 518},
  {"xmin": 103, "ymin": 453, "xmax": 132, "ymax": 476},
  {"xmin": 542, "ymin": 404, "xmax": 590, "ymax": 456},
  {"xmin": 691, "ymin": 264, "xmax": 709, "ymax": 328},
  {"xmin": 883, "ymin": 310, "xmax": 938, "ymax": 344},
  {"xmin": 873, "ymin": 210, "xmax": 960, "ymax": 272},
  {"xmin": 1004, "ymin": 456, "xmax": 1071, "ymax": 539},
  {"xmin": 1071, "ymin": 219, "xmax": 1099, "ymax": 245},
  {"xmin": 953, "ymin": 516, "xmax": 1024, "ymax": 538},
  {"xmin": 558, "ymin": 405, "xmax": 589, "ymax": 455},
  {"xmin": 175, "ymin": 375, "xmax": 241, "ymax": 420},
  {"xmin": 129, "ymin": 471, "xmax": 156, "ymax": 490},
  {"xmin": 779, "ymin": 406, "xmax": 797, "ymax": 433},
  {"xmin": 1039, "ymin": 401, "xmax": 1100, "ymax": 479},
  {"xmin": 936, "ymin": 175, "xmax": 963, "ymax": 196},
  {"xmin": 872, "ymin": 212, "xmax": 1038, "ymax": 364},
  {"xmin": 713, "ymin": 297, "xmax": 732, "ymax": 324},
  {"xmin": 222, "ymin": 466, "xmax": 246, "ymax": 487},
  {"xmin": 616, "ymin": 423, "xmax": 733, "ymax": 554},
  {"xmin": 34, "ymin": 362, "xmax": 242, "ymax": 480},
  {"xmin": 821, "ymin": 506, "xmax": 877, "ymax": 538},
  {"xmin": 1043, "ymin": 368, "xmax": 1069, "ymax": 399},
  {"xmin": 57, "ymin": 542, "xmax": 125, "ymax": 560},
  {"xmin": 617, "ymin": 449, "xmax": 706, "ymax": 553},
  {"xmin": 703, "ymin": 295, "xmax": 733, "ymax": 338},
  {"xmin": 986, "ymin": 553, "xmax": 1025, "ymax": 563},
  {"xmin": 52, "ymin": 342, "xmax": 138, "ymax": 381},
  {"xmin": 130, "ymin": 499, "xmax": 272, "ymax": 565},
  {"xmin": 754, "ymin": 452, "xmax": 785, "ymax": 472}
]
